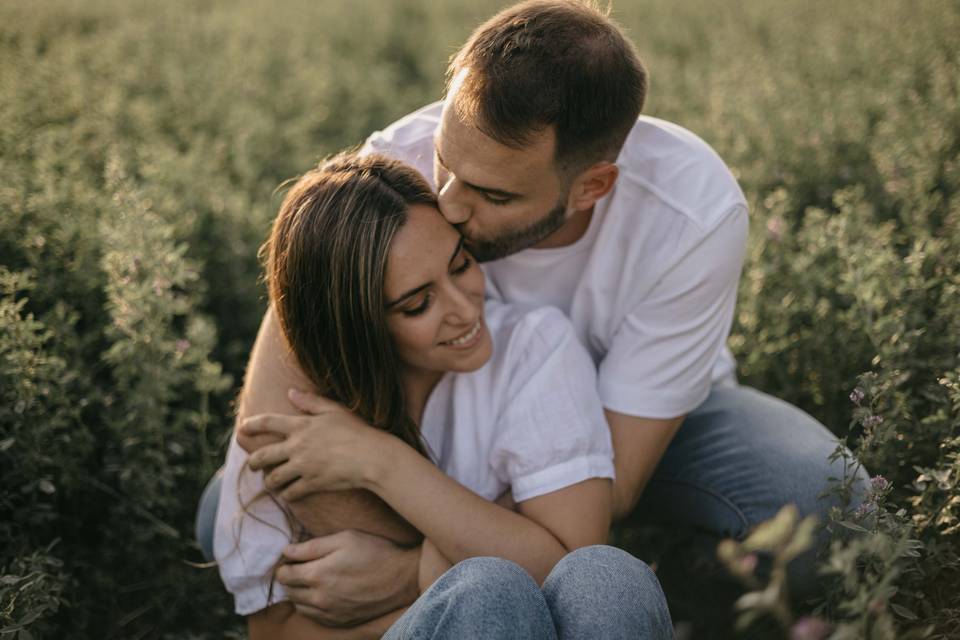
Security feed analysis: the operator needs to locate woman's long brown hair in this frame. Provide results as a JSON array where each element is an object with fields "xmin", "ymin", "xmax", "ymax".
[{"xmin": 260, "ymin": 151, "xmax": 437, "ymax": 456}]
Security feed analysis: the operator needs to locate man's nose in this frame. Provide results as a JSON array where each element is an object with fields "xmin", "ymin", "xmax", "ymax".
[{"xmin": 438, "ymin": 177, "xmax": 471, "ymax": 225}]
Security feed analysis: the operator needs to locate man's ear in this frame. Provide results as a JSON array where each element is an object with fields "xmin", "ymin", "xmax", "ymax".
[{"xmin": 567, "ymin": 162, "xmax": 619, "ymax": 212}]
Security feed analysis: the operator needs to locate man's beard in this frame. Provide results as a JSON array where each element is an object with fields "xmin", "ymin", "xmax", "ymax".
[{"xmin": 461, "ymin": 197, "xmax": 568, "ymax": 263}]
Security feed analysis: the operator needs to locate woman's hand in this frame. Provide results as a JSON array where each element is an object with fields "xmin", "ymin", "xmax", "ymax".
[{"xmin": 241, "ymin": 389, "xmax": 392, "ymax": 501}]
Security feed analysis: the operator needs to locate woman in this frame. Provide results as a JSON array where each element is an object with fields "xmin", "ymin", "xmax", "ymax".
[{"xmin": 214, "ymin": 151, "xmax": 672, "ymax": 638}]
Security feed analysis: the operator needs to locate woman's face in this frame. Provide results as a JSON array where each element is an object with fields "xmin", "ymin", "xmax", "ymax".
[{"xmin": 384, "ymin": 204, "xmax": 492, "ymax": 380}]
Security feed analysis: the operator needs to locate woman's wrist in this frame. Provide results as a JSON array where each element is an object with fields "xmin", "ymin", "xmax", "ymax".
[{"xmin": 359, "ymin": 428, "xmax": 409, "ymax": 492}]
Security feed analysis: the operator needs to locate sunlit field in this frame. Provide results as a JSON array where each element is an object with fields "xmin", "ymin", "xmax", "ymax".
[{"xmin": 2, "ymin": 0, "xmax": 958, "ymax": 637}]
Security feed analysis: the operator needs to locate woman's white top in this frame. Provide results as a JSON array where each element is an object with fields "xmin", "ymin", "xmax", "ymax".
[{"xmin": 215, "ymin": 301, "xmax": 614, "ymax": 615}]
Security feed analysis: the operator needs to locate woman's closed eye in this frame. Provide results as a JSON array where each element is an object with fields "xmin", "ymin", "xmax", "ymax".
[
  {"xmin": 451, "ymin": 253, "xmax": 473, "ymax": 275},
  {"xmin": 401, "ymin": 253, "xmax": 473, "ymax": 317},
  {"xmin": 403, "ymin": 292, "xmax": 433, "ymax": 317}
]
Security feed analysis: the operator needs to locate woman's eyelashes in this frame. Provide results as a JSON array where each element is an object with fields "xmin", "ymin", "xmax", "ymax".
[
  {"xmin": 452, "ymin": 254, "xmax": 473, "ymax": 274},
  {"xmin": 401, "ymin": 254, "xmax": 474, "ymax": 317},
  {"xmin": 403, "ymin": 292, "xmax": 433, "ymax": 317}
]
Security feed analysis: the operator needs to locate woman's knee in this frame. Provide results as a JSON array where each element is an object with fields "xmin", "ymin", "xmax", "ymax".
[
  {"xmin": 545, "ymin": 545, "xmax": 662, "ymax": 601},
  {"xmin": 431, "ymin": 556, "xmax": 545, "ymax": 612},
  {"xmin": 543, "ymin": 545, "xmax": 672, "ymax": 639},
  {"xmin": 444, "ymin": 556, "xmax": 537, "ymax": 591},
  {"xmin": 390, "ymin": 557, "xmax": 554, "ymax": 639}
]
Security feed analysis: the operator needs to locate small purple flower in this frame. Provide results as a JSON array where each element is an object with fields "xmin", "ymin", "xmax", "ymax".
[
  {"xmin": 862, "ymin": 414, "xmax": 884, "ymax": 429},
  {"xmin": 175, "ymin": 339, "xmax": 190, "ymax": 354},
  {"xmin": 870, "ymin": 475, "xmax": 890, "ymax": 493},
  {"xmin": 855, "ymin": 501, "xmax": 877, "ymax": 519},
  {"xmin": 790, "ymin": 616, "xmax": 830, "ymax": 640},
  {"xmin": 849, "ymin": 388, "xmax": 865, "ymax": 405}
]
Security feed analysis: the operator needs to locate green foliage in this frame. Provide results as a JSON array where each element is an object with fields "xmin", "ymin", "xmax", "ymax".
[{"xmin": 1, "ymin": 0, "xmax": 958, "ymax": 637}]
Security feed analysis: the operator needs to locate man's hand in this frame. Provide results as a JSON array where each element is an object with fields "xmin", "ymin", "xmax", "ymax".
[{"xmin": 275, "ymin": 529, "xmax": 421, "ymax": 628}]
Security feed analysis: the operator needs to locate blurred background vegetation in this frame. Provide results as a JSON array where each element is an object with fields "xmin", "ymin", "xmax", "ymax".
[{"xmin": 1, "ymin": 0, "xmax": 957, "ymax": 637}]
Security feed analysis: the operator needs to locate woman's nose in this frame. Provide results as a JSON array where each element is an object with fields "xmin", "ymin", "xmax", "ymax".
[{"xmin": 444, "ymin": 278, "xmax": 479, "ymax": 323}]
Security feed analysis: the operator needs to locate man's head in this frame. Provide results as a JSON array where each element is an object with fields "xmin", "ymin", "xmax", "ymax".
[{"xmin": 435, "ymin": 0, "xmax": 647, "ymax": 261}]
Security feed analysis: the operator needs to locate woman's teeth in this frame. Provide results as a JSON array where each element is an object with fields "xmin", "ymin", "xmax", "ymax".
[{"xmin": 442, "ymin": 320, "xmax": 481, "ymax": 346}]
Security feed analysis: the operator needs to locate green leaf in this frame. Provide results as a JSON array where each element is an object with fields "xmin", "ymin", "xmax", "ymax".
[
  {"xmin": 890, "ymin": 603, "xmax": 918, "ymax": 620},
  {"xmin": 835, "ymin": 520, "xmax": 870, "ymax": 534}
]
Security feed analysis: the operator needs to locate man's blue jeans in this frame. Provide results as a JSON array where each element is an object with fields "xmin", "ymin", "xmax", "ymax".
[
  {"xmin": 382, "ymin": 546, "xmax": 672, "ymax": 639},
  {"xmin": 196, "ymin": 385, "xmax": 870, "ymax": 617},
  {"xmin": 624, "ymin": 384, "xmax": 870, "ymax": 620}
]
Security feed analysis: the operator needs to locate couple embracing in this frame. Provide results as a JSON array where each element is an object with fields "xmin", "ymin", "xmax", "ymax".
[{"xmin": 206, "ymin": 1, "xmax": 869, "ymax": 637}]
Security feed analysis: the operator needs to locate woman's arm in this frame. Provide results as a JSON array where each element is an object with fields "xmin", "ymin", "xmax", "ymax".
[
  {"xmin": 246, "ymin": 390, "xmax": 612, "ymax": 585},
  {"xmin": 365, "ymin": 437, "xmax": 612, "ymax": 585},
  {"xmin": 415, "ymin": 487, "xmax": 514, "ymax": 592},
  {"xmin": 417, "ymin": 538, "xmax": 453, "ymax": 593},
  {"xmin": 248, "ymin": 601, "xmax": 406, "ymax": 640}
]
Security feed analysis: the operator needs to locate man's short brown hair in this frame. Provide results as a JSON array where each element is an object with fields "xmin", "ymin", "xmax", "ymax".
[{"xmin": 447, "ymin": 0, "xmax": 647, "ymax": 172}]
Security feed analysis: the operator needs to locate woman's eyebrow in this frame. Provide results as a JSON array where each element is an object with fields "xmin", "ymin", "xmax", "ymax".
[{"xmin": 385, "ymin": 237, "xmax": 465, "ymax": 309}]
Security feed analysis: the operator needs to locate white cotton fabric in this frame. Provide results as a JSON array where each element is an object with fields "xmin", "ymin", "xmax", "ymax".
[
  {"xmin": 361, "ymin": 102, "xmax": 749, "ymax": 419},
  {"xmin": 214, "ymin": 302, "xmax": 614, "ymax": 615}
]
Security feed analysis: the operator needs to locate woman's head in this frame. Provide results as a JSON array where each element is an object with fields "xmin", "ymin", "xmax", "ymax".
[{"xmin": 263, "ymin": 152, "xmax": 491, "ymax": 449}]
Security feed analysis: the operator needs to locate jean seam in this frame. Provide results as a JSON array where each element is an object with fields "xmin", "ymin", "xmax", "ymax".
[{"xmin": 645, "ymin": 475, "xmax": 752, "ymax": 535}]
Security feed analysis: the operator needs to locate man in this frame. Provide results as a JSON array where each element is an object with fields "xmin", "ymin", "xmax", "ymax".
[{"xmin": 211, "ymin": 0, "xmax": 869, "ymax": 635}]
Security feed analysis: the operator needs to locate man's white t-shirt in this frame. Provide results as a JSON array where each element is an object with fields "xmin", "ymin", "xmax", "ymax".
[
  {"xmin": 361, "ymin": 102, "xmax": 749, "ymax": 419},
  {"xmin": 215, "ymin": 302, "xmax": 614, "ymax": 615}
]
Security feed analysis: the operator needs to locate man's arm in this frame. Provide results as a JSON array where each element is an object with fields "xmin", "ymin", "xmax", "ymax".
[
  {"xmin": 239, "ymin": 305, "xmax": 419, "ymax": 545},
  {"xmin": 606, "ymin": 409, "xmax": 684, "ymax": 521}
]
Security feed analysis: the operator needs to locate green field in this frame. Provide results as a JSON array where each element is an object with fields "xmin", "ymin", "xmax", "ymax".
[{"xmin": 2, "ymin": 0, "xmax": 958, "ymax": 637}]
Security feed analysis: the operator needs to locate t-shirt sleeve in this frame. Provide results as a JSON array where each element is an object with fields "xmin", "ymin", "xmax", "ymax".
[
  {"xmin": 357, "ymin": 102, "xmax": 441, "ymax": 186},
  {"xmin": 490, "ymin": 307, "xmax": 615, "ymax": 503},
  {"xmin": 213, "ymin": 437, "xmax": 293, "ymax": 616},
  {"xmin": 598, "ymin": 204, "xmax": 748, "ymax": 419}
]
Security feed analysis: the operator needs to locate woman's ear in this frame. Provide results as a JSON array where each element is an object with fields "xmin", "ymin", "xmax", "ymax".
[{"xmin": 567, "ymin": 162, "xmax": 619, "ymax": 213}]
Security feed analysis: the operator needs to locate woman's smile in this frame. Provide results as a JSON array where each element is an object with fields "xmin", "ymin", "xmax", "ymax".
[{"xmin": 439, "ymin": 317, "xmax": 484, "ymax": 349}]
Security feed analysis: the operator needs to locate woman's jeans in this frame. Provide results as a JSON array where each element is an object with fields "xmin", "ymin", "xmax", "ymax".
[{"xmin": 382, "ymin": 546, "xmax": 673, "ymax": 640}]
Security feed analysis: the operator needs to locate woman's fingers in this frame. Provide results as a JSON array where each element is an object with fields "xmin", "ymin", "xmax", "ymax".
[
  {"xmin": 248, "ymin": 441, "xmax": 291, "ymax": 472},
  {"xmin": 241, "ymin": 413, "xmax": 302, "ymax": 436},
  {"xmin": 281, "ymin": 478, "xmax": 312, "ymax": 502},
  {"xmin": 288, "ymin": 388, "xmax": 341, "ymax": 416},
  {"xmin": 236, "ymin": 429, "xmax": 284, "ymax": 454},
  {"xmin": 263, "ymin": 459, "xmax": 300, "ymax": 491}
]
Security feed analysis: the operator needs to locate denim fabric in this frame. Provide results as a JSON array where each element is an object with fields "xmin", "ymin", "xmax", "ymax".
[
  {"xmin": 543, "ymin": 546, "xmax": 673, "ymax": 640},
  {"xmin": 626, "ymin": 385, "xmax": 870, "ymax": 625},
  {"xmin": 383, "ymin": 546, "xmax": 672, "ymax": 639},
  {"xmin": 196, "ymin": 466, "xmax": 222, "ymax": 563}
]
